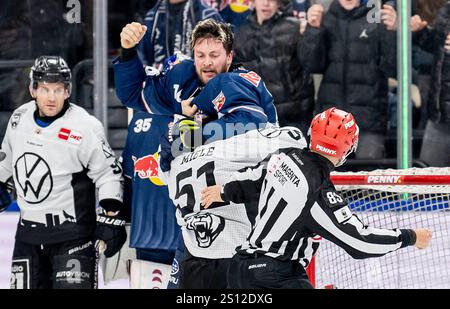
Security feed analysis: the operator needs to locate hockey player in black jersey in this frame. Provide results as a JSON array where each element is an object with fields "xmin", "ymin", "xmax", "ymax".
[
  {"xmin": 0, "ymin": 56, "xmax": 126, "ymax": 289},
  {"xmin": 201, "ymin": 107, "xmax": 433, "ymax": 289}
]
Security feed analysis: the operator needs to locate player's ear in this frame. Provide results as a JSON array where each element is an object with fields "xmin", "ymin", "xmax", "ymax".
[
  {"xmin": 226, "ymin": 50, "xmax": 233, "ymax": 67},
  {"xmin": 29, "ymin": 85, "xmax": 36, "ymax": 99}
]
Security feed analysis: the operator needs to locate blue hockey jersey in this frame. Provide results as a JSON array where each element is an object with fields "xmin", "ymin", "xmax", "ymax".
[
  {"xmin": 121, "ymin": 112, "xmax": 180, "ymax": 256},
  {"xmin": 114, "ymin": 56, "xmax": 201, "ymax": 115},
  {"xmin": 113, "ymin": 55, "xmax": 278, "ymax": 133},
  {"xmin": 192, "ymin": 69, "xmax": 278, "ymax": 124}
]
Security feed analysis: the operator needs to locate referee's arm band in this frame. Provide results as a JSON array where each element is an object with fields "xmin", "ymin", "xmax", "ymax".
[
  {"xmin": 220, "ymin": 185, "xmax": 228, "ymax": 202},
  {"xmin": 400, "ymin": 229, "xmax": 417, "ymax": 248}
]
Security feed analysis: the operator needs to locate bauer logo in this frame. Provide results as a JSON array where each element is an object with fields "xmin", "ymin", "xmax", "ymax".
[{"xmin": 367, "ymin": 175, "xmax": 402, "ymax": 184}]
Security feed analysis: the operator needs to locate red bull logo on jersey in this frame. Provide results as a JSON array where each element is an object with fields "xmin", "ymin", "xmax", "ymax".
[
  {"xmin": 132, "ymin": 152, "xmax": 165, "ymax": 186},
  {"xmin": 229, "ymin": 0, "xmax": 251, "ymax": 13},
  {"xmin": 212, "ymin": 91, "xmax": 226, "ymax": 112}
]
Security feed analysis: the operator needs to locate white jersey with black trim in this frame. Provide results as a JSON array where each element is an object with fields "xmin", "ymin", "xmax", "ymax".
[
  {"xmin": 0, "ymin": 101, "xmax": 123, "ymax": 244},
  {"xmin": 159, "ymin": 127, "xmax": 307, "ymax": 259}
]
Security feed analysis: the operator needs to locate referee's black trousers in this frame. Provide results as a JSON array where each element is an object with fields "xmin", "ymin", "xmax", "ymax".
[
  {"xmin": 227, "ymin": 253, "xmax": 313, "ymax": 289},
  {"xmin": 179, "ymin": 247, "xmax": 232, "ymax": 289}
]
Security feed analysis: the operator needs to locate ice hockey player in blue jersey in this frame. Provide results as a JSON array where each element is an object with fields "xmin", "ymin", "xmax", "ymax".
[
  {"xmin": 181, "ymin": 66, "xmax": 278, "ymax": 143},
  {"xmin": 114, "ymin": 18, "xmax": 278, "ymax": 137},
  {"xmin": 104, "ymin": 112, "xmax": 181, "ymax": 289}
]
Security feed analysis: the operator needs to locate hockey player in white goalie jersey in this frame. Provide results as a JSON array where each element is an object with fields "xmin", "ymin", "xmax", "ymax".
[
  {"xmin": 0, "ymin": 56, "xmax": 126, "ymax": 289},
  {"xmin": 159, "ymin": 124, "xmax": 308, "ymax": 288}
]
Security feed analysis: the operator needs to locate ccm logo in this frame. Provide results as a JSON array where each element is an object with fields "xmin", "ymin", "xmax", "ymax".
[
  {"xmin": 367, "ymin": 175, "xmax": 402, "ymax": 184},
  {"xmin": 316, "ymin": 144, "xmax": 337, "ymax": 155}
]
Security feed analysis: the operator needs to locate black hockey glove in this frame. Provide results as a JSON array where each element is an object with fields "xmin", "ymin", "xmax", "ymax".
[
  {"xmin": 95, "ymin": 212, "xmax": 127, "ymax": 258},
  {"xmin": 0, "ymin": 182, "xmax": 12, "ymax": 213}
]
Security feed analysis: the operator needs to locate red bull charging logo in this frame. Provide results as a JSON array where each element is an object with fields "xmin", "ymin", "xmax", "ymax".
[
  {"xmin": 132, "ymin": 152, "xmax": 165, "ymax": 186},
  {"xmin": 229, "ymin": 0, "xmax": 251, "ymax": 13}
]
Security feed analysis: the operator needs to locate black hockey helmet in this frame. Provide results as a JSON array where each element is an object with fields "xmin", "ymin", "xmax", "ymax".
[{"xmin": 29, "ymin": 56, "xmax": 72, "ymax": 93}]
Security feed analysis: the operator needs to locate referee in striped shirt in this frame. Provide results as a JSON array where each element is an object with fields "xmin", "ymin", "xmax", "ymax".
[{"xmin": 201, "ymin": 107, "xmax": 433, "ymax": 289}]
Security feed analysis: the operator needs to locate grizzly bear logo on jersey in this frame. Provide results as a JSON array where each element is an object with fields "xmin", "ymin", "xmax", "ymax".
[{"xmin": 185, "ymin": 213, "xmax": 225, "ymax": 248}]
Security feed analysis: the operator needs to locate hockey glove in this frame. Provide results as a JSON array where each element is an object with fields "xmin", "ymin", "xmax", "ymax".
[
  {"xmin": 159, "ymin": 116, "xmax": 203, "ymax": 172},
  {"xmin": 0, "ymin": 182, "xmax": 12, "ymax": 213},
  {"xmin": 95, "ymin": 212, "xmax": 127, "ymax": 257},
  {"xmin": 178, "ymin": 118, "xmax": 202, "ymax": 151}
]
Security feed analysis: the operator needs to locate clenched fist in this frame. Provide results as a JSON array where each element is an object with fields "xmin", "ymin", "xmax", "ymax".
[
  {"xmin": 120, "ymin": 22, "xmax": 147, "ymax": 49},
  {"xmin": 414, "ymin": 228, "xmax": 432, "ymax": 249},
  {"xmin": 410, "ymin": 15, "xmax": 428, "ymax": 33},
  {"xmin": 307, "ymin": 4, "xmax": 324, "ymax": 29}
]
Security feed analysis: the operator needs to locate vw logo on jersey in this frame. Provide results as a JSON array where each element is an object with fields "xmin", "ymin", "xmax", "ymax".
[{"xmin": 14, "ymin": 152, "xmax": 53, "ymax": 204}]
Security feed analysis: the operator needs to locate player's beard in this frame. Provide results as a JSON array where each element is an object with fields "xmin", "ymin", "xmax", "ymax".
[{"xmin": 198, "ymin": 62, "xmax": 229, "ymax": 85}]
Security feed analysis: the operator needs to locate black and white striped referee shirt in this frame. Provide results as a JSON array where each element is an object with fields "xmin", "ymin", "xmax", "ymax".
[{"xmin": 221, "ymin": 148, "xmax": 417, "ymax": 262}]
